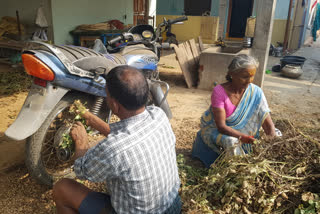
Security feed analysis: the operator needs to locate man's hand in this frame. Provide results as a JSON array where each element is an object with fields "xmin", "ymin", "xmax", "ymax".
[
  {"xmin": 70, "ymin": 121, "xmax": 89, "ymax": 159},
  {"xmin": 239, "ymin": 135, "xmax": 255, "ymax": 144},
  {"xmin": 73, "ymin": 100, "xmax": 88, "ymax": 116}
]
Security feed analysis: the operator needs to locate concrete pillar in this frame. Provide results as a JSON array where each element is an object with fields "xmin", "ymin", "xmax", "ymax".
[{"xmin": 252, "ymin": 0, "xmax": 277, "ymax": 87}]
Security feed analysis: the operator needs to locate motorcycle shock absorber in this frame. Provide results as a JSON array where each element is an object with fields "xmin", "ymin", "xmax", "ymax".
[
  {"xmin": 91, "ymin": 96, "xmax": 116, "ymax": 124},
  {"xmin": 86, "ymin": 96, "xmax": 105, "ymax": 136},
  {"xmin": 91, "ymin": 96, "xmax": 104, "ymax": 116}
]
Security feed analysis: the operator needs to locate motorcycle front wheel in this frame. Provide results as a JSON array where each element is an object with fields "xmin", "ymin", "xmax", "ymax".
[{"xmin": 25, "ymin": 93, "xmax": 95, "ymax": 186}]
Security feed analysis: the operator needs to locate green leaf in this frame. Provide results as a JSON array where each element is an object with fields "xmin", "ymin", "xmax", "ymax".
[
  {"xmin": 308, "ymin": 200, "xmax": 314, "ymax": 205},
  {"xmin": 294, "ymin": 208, "xmax": 301, "ymax": 214}
]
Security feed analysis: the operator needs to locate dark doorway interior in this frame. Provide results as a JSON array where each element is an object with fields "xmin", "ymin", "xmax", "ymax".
[
  {"xmin": 228, "ymin": 0, "xmax": 254, "ymax": 38},
  {"xmin": 184, "ymin": 0, "xmax": 211, "ymax": 16}
]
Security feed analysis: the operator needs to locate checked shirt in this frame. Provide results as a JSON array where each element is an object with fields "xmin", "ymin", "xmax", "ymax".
[{"xmin": 74, "ymin": 106, "xmax": 181, "ymax": 214}]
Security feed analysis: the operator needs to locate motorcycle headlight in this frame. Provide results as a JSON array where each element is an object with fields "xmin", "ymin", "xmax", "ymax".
[{"xmin": 142, "ymin": 30, "xmax": 153, "ymax": 39}]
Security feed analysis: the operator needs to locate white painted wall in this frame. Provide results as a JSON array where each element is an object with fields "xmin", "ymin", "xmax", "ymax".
[
  {"xmin": 51, "ymin": 0, "xmax": 133, "ymax": 45},
  {"xmin": 0, "ymin": 0, "xmax": 53, "ymax": 40},
  {"xmin": 149, "ymin": 0, "xmax": 157, "ymax": 26}
]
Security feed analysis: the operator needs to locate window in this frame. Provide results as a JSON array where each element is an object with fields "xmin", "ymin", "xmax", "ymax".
[{"xmin": 184, "ymin": 0, "xmax": 212, "ymax": 16}]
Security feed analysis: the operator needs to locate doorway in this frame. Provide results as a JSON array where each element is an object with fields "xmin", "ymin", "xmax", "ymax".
[
  {"xmin": 227, "ymin": 0, "xmax": 254, "ymax": 39},
  {"xmin": 133, "ymin": 0, "xmax": 156, "ymax": 26},
  {"xmin": 184, "ymin": 0, "xmax": 211, "ymax": 16},
  {"xmin": 133, "ymin": 0, "xmax": 147, "ymax": 25}
]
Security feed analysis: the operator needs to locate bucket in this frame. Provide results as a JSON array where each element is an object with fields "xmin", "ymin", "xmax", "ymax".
[
  {"xmin": 243, "ymin": 37, "xmax": 252, "ymax": 48},
  {"xmin": 274, "ymin": 47, "xmax": 283, "ymax": 57}
]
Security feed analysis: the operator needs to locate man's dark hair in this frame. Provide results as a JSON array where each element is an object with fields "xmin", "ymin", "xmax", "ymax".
[{"xmin": 105, "ymin": 65, "xmax": 149, "ymax": 111}]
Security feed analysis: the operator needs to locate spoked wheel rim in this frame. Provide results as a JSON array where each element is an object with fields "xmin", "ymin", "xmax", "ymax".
[{"xmin": 40, "ymin": 105, "xmax": 74, "ymax": 177}]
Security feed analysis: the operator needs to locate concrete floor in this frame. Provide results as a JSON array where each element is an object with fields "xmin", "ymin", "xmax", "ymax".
[{"xmin": 263, "ymin": 45, "xmax": 320, "ymax": 121}]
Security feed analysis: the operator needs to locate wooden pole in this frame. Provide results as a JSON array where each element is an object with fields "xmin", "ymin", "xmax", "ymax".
[
  {"xmin": 288, "ymin": 0, "xmax": 299, "ymax": 49},
  {"xmin": 16, "ymin": 10, "xmax": 22, "ymax": 41},
  {"xmin": 144, "ymin": 0, "xmax": 149, "ymax": 24},
  {"xmin": 283, "ymin": 0, "xmax": 294, "ymax": 51}
]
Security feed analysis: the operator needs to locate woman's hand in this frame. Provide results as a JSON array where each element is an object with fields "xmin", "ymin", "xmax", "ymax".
[
  {"xmin": 239, "ymin": 135, "xmax": 255, "ymax": 144},
  {"xmin": 262, "ymin": 114, "xmax": 276, "ymax": 137},
  {"xmin": 213, "ymin": 107, "xmax": 254, "ymax": 141}
]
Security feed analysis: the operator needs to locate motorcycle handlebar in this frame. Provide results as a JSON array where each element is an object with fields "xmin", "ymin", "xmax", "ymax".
[
  {"xmin": 168, "ymin": 16, "xmax": 188, "ymax": 25},
  {"xmin": 161, "ymin": 42, "xmax": 170, "ymax": 49},
  {"xmin": 108, "ymin": 35, "xmax": 123, "ymax": 45},
  {"xmin": 154, "ymin": 16, "xmax": 188, "ymax": 42}
]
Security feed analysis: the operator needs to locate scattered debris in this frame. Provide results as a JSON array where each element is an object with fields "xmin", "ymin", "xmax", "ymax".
[
  {"xmin": 0, "ymin": 16, "xmax": 25, "ymax": 41},
  {"xmin": 159, "ymin": 64, "xmax": 175, "ymax": 69},
  {"xmin": 0, "ymin": 68, "xmax": 31, "ymax": 95}
]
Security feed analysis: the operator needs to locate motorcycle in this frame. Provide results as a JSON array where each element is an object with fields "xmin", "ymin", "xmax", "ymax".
[{"xmin": 5, "ymin": 16, "xmax": 188, "ymax": 186}]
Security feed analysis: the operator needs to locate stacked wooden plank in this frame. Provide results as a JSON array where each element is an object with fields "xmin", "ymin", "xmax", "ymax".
[
  {"xmin": 200, "ymin": 16, "xmax": 219, "ymax": 44},
  {"xmin": 173, "ymin": 37, "xmax": 204, "ymax": 88},
  {"xmin": 198, "ymin": 36, "xmax": 205, "ymax": 52}
]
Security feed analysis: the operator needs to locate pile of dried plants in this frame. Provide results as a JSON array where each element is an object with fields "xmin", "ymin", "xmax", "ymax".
[
  {"xmin": 178, "ymin": 120, "xmax": 320, "ymax": 214},
  {"xmin": 0, "ymin": 67, "xmax": 31, "ymax": 95}
]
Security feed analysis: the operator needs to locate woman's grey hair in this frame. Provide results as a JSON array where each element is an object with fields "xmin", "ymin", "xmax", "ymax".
[{"xmin": 226, "ymin": 54, "xmax": 259, "ymax": 82}]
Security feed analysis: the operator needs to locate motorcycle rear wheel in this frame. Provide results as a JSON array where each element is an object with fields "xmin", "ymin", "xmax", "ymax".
[{"xmin": 25, "ymin": 93, "xmax": 94, "ymax": 186}]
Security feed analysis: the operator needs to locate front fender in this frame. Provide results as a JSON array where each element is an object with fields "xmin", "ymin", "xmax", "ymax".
[
  {"xmin": 5, "ymin": 83, "xmax": 69, "ymax": 141},
  {"xmin": 148, "ymin": 80, "xmax": 172, "ymax": 119}
]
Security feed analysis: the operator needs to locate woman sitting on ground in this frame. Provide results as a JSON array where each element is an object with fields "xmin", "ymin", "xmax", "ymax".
[{"xmin": 192, "ymin": 54, "xmax": 276, "ymax": 168}]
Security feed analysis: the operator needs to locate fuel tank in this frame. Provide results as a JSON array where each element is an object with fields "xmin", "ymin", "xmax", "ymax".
[{"xmin": 120, "ymin": 45, "xmax": 158, "ymax": 71}]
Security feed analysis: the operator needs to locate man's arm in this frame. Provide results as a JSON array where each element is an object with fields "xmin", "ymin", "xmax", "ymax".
[
  {"xmin": 70, "ymin": 122, "xmax": 114, "ymax": 182},
  {"xmin": 70, "ymin": 121, "xmax": 90, "ymax": 160},
  {"xmin": 73, "ymin": 100, "xmax": 110, "ymax": 137},
  {"xmin": 70, "ymin": 122, "xmax": 117, "ymax": 182},
  {"xmin": 82, "ymin": 111, "xmax": 111, "ymax": 137}
]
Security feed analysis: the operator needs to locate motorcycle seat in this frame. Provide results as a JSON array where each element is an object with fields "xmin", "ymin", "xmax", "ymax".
[
  {"xmin": 56, "ymin": 45, "xmax": 103, "ymax": 61},
  {"xmin": 26, "ymin": 42, "xmax": 126, "ymax": 78},
  {"xmin": 73, "ymin": 56, "xmax": 118, "ymax": 75},
  {"xmin": 119, "ymin": 44, "xmax": 153, "ymax": 55},
  {"xmin": 56, "ymin": 45, "xmax": 126, "ymax": 75}
]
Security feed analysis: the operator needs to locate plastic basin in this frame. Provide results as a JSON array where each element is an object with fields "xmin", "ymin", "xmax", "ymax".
[{"xmin": 280, "ymin": 56, "xmax": 306, "ymax": 68}]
